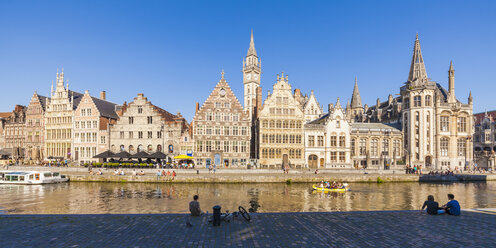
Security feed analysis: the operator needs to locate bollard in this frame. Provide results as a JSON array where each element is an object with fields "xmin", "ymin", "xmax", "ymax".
[{"xmin": 213, "ymin": 205, "xmax": 221, "ymax": 226}]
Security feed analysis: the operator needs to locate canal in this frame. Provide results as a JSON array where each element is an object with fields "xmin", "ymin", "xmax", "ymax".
[{"xmin": 1, "ymin": 182, "xmax": 495, "ymax": 214}]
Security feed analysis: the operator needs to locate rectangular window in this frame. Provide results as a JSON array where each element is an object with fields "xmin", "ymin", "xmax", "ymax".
[
  {"xmin": 101, "ymin": 136, "xmax": 106, "ymax": 144},
  {"xmin": 129, "ymin": 132, "xmax": 133, "ymax": 139},
  {"xmin": 382, "ymin": 139, "xmax": 389, "ymax": 156},
  {"xmin": 440, "ymin": 116, "xmax": 449, "ymax": 132},
  {"xmin": 148, "ymin": 131, "xmax": 152, "ymax": 139},
  {"xmin": 232, "ymin": 127, "xmax": 238, "ymax": 136},
  {"xmin": 330, "ymin": 136, "xmax": 337, "ymax": 147},
  {"xmin": 147, "ymin": 116, "xmax": 153, "ymax": 124},
  {"xmin": 138, "ymin": 106, "xmax": 143, "ymax": 114},
  {"xmin": 224, "ymin": 126, "xmax": 229, "ymax": 136},
  {"xmin": 157, "ymin": 131, "xmax": 162, "ymax": 138},
  {"xmin": 339, "ymin": 136, "xmax": 345, "ymax": 147},
  {"xmin": 93, "ymin": 121, "xmax": 97, "ymax": 128},
  {"xmin": 120, "ymin": 131, "xmax": 124, "ymax": 139},
  {"xmin": 223, "ymin": 141, "xmax": 230, "ymax": 152},
  {"xmin": 457, "ymin": 138, "xmax": 466, "ymax": 157},
  {"xmin": 414, "ymin": 96, "xmax": 421, "ymax": 107},
  {"xmin": 331, "ymin": 152, "xmax": 337, "ymax": 162},
  {"xmin": 205, "ymin": 141, "xmax": 212, "ymax": 152},
  {"xmin": 440, "ymin": 138, "xmax": 449, "ymax": 157},
  {"xmin": 457, "ymin": 117, "xmax": 466, "ymax": 132},
  {"xmin": 317, "ymin": 136, "xmax": 324, "ymax": 147},
  {"xmin": 215, "ymin": 141, "xmax": 221, "ymax": 150},
  {"xmin": 371, "ymin": 139, "xmax": 378, "ymax": 156},
  {"xmin": 129, "ymin": 117, "xmax": 134, "ymax": 124},
  {"xmin": 359, "ymin": 139, "xmax": 367, "ymax": 156},
  {"xmin": 339, "ymin": 152, "xmax": 345, "ymax": 162},
  {"xmin": 308, "ymin": 136, "xmax": 315, "ymax": 147}
]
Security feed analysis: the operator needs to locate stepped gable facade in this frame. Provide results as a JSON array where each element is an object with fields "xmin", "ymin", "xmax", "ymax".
[
  {"xmin": 304, "ymin": 98, "xmax": 351, "ymax": 168},
  {"xmin": 25, "ymin": 92, "xmax": 49, "ymax": 161},
  {"xmin": 0, "ymin": 105, "xmax": 27, "ymax": 159},
  {"xmin": 192, "ymin": 72, "xmax": 251, "ymax": 167},
  {"xmin": 258, "ymin": 73, "xmax": 305, "ymax": 168},
  {"xmin": 73, "ymin": 90, "xmax": 119, "ymax": 164},
  {"xmin": 109, "ymin": 93, "xmax": 189, "ymax": 160},
  {"xmin": 44, "ymin": 70, "xmax": 84, "ymax": 159}
]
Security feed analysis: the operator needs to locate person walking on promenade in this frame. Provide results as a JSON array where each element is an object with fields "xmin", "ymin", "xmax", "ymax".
[
  {"xmin": 167, "ymin": 170, "xmax": 171, "ymax": 179},
  {"xmin": 172, "ymin": 170, "xmax": 176, "ymax": 180},
  {"xmin": 439, "ymin": 194, "xmax": 461, "ymax": 216},
  {"xmin": 421, "ymin": 195, "xmax": 440, "ymax": 215},
  {"xmin": 156, "ymin": 170, "xmax": 161, "ymax": 180}
]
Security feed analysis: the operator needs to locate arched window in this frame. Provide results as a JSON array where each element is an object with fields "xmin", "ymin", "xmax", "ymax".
[
  {"xmin": 147, "ymin": 145, "xmax": 153, "ymax": 152},
  {"xmin": 138, "ymin": 145, "xmax": 144, "ymax": 152},
  {"xmin": 157, "ymin": 145, "xmax": 162, "ymax": 152},
  {"xmin": 129, "ymin": 145, "xmax": 134, "ymax": 153}
]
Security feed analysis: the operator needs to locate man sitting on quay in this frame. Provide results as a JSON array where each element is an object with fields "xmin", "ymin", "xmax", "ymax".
[
  {"xmin": 438, "ymin": 194, "xmax": 461, "ymax": 216},
  {"xmin": 189, "ymin": 195, "xmax": 203, "ymax": 216}
]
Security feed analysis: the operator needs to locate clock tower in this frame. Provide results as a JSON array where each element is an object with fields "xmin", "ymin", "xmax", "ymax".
[{"xmin": 243, "ymin": 30, "xmax": 261, "ymax": 120}]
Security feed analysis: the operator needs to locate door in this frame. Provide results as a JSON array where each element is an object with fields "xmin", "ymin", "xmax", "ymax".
[
  {"xmin": 319, "ymin": 158, "xmax": 325, "ymax": 168},
  {"xmin": 214, "ymin": 153, "xmax": 221, "ymax": 166},
  {"xmin": 308, "ymin": 155, "xmax": 318, "ymax": 168},
  {"xmin": 283, "ymin": 154, "xmax": 289, "ymax": 166},
  {"xmin": 425, "ymin": 156, "xmax": 432, "ymax": 167}
]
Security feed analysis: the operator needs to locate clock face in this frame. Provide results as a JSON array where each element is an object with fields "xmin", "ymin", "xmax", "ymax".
[
  {"xmin": 246, "ymin": 74, "xmax": 251, "ymax": 80},
  {"xmin": 254, "ymin": 74, "xmax": 258, "ymax": 80},
  {"xmin": 219, "ymin": 89, "xmax": 226, "ymax": 96}
]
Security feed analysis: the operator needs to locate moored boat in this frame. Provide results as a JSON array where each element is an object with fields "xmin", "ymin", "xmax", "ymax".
[
  {"xmin": 312, "ymin": 184, "xmax": 350, "ymax": 192},
  {"xmin": 0, "ymin": 171, "xmax": 69, "ymax": 184}
]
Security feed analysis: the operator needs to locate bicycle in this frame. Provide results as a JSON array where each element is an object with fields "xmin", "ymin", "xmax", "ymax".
[{"xmin": 221, "ymin": 206, "xmax": 251, "ymax": 222}]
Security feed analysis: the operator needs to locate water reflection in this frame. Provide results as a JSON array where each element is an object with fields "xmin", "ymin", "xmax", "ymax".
[{"xmin": 0, "ymin": 182, "xmax": 495, "ymax": 214}]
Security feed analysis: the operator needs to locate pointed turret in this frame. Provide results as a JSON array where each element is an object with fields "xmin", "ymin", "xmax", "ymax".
[
  {"xmin": 335, "ymin": 97, "xmax": 342, "ymax": 109},
  {"xmin": 408, "ymin": 34, "xmax": 428, "ymax": 84},
  {"xmin": 247, "ymin": 29, "xmax": 257, "ymax": 57},
  {"xmin": 468, "ymin": 91, "xmax": 473, "ymax": 105},
  {"xmin": 448, "ymin": 61, "xmax": 456, "ymax": 102},
  {"xmin": 350, "ymin": 76, "xmax": 362, "ymax": 108}
]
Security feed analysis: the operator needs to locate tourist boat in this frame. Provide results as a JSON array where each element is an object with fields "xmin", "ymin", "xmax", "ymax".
[
  {"xmin": 312, "ymin": 184, "xmax": 350, "ymax": 192},
  {"xmin": 0, "ymin": 171, "xmax": 69, "ymax": 184}
]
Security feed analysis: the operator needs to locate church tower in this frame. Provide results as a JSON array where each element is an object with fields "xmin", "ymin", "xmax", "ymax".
[{"xmin": 243, "ymin": 30, "xmax": 261, "ymax": 120}]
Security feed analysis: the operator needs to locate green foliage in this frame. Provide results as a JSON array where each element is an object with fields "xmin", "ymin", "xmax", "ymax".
[
  {"xmin": 286, "ymin": 179, "xmax": 292, "ymax": 185},
  {"xmin": 377, "ymin": 177, "xmax": 384, "ymax": 183}
]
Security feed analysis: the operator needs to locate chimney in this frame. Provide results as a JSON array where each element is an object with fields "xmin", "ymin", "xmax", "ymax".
[
  {"xmin": 100, "ymin": 91, "xmax": 106, "ymax": 100},
  {"xmin": 195, "ymin": 102, "xmax": 200, "ymax": 115},
  {"xmin": 328, "ymin": 104, "xmax": 333, "ymax": 113}
]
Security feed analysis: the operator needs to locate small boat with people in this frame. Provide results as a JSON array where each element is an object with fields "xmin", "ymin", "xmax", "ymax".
[
  {"xmin": 0, "ymin": 171, "xmax": 69, "ymax": 184},
  {"xmin": 312, "ymin": 181, "xmax": 350, "ymax": 192}
]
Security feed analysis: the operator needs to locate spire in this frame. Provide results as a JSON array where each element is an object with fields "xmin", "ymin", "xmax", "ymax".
[
  {"xmin": 468, "ymin": 91, "xmax": 473, "ymax": 104},
  {"xmin": 220, "ymin": 69, "xmax": 225, "ymax": 81},
  {"xmin": 351, "ymin": 76, "xmax": 362, "ymax": 108},
  {"xmin": 346, "ymin": 99, "xmax": 350, "ymax": 110},
  {"xmin": 335, "ymin": 97, "xmax": 342, "ymax": 108},
  {"xmin": 247, "ymin": 29, "xmax": 257, "ymax": 57},
  {"xmin": 448, "ymin": 61, "xmax": 455, "ymax": 102},
  {"xmin": 408, "ymin": 34, "xmax": 428, "ymax": 83}
]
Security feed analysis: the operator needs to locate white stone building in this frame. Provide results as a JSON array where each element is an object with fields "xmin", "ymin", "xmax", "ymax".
[
  {"xmin": 304, "ymin": 98, "xmax": 351, "ymax": 168},
  {"xmin": 109, "ymin": 93, "xmax": 189, "ymax": 161}
]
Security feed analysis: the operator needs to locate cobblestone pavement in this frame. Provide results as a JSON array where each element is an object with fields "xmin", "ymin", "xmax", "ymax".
[{"xmin": 1, "ymin": 211, "xmax": 495, "ymax": 247}]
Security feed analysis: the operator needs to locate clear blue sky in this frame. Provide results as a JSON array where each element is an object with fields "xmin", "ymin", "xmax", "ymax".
[{"xmin": 1, "ymin": 0, "xmax": 495, "ymax": 121}]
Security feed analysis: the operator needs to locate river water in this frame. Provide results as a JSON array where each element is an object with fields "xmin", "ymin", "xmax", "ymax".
[{"xmin": 1, "ymin": 182, "xmax": 495, "ymax": 214}]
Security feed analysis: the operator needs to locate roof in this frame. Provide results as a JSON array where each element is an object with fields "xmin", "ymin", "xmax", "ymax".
[
  {"xmin": 90, "ymin": 96, "xmax": 119, "ymax": 119},
  {"xmin": 0, "ymin": 112, "xmax": 10, "ymax": 118},
  {"xmin": 351, "ymin": 122, "xmax": 402, "ymax": 132},
  {"xmin": 474, "ymin": 111, "xmax": 496, "ymax": 125},
  {"xmin": 69, "ymin": 90, "xmax": 84, "ymax": 110},
  {"xmin": 37, "ymin": 95, "xmax": 49, "ymax": 111},
  {"xmin": 307, "ymin": 113, "xmax": 329, "ymax": 125}
]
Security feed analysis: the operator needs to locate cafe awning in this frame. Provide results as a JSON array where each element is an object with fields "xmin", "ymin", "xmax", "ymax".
[
  {"xmin": 114, "ymin": 151, "xmax": 132, "ymax": 159},
  {"xmin": 148, "ymin": 151, "xmax": 168, "ymax": 159},
  {"xmin": 174, "ymin": 154, "xmax": 194, "ymax": 160},
  {"xmin": 93, "ymin": 150, "xmax": 115, "ymax": 159},
  {"xmin": 131, "ymin": 151, "xmax": 150, "ymax": 159}
]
